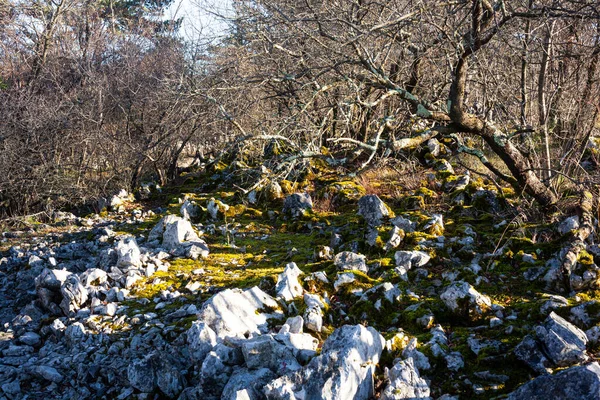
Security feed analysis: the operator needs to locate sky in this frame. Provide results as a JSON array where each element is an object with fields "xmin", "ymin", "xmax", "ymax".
[{"xmin": 166, "ymin": 0, "xmax": 232, "ymax": 41}]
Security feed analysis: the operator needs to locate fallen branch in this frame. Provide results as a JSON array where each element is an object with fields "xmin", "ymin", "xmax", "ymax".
[{"xmin": 558, "ymin": 190, "xmax": 595, "ymax": 293}]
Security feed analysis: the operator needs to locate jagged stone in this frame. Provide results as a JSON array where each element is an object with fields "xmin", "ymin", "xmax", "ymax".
[
  {"xmin": 241, "ymin": 334, "xmax": 301, "ymax": 375},
  {"xmin": 207, "ymin": 198, "xmax": 230, "ymax": 220},
  {"xmin": 440, "ymin": 281, "xmax": 491, "ymax": 318},
  {"xmin": 221, "ymin": 367, "xmax": 277, "ymax": 400},
  {"xmin": 557, "ymin": 216, "xmax": 580, "ymax": 235},
  {"xmin": 334, "ymin": 251, "xmax": 368, "ymax": 273},
  {"xmin": 35, "ymin": 366, "xmax": 63, "ymax": 383},
  {"xmin": 59, "ymin": 274, "xmax": 88, "ymax": 315},
  {"xmin": 384, "ymin": 226, "xmax": 405, "ymax": 251},
  {"xmin": 395, "ymin": 251, "xmax": 430, "ymax": 280},
  {"xmin": 187, "ymin": 321, "xmax": 217, "ymax": 363},
  {"xmin": 180, "ymin": 199, "xmax": 200, "ymax": 220},
  {"xmin": 507, "ymin": 362, "xmax": 600, "ymax": 400},
  {"xmin": 381, "ymin": 357, "xmax": 431, "ymax": 399},
  {"xmin": 536, "ymin": 311, "xmax": 588, "ymax": 367},
  {"xmin": 391, "ymin": 216, "xmax": 417, "ymax": 233},
  {"xmin": 358, "ymin": 194, "xmax": 391, "ymax": 226},
  {"xmin": 148, "ymin": 215, "xmax": 209, "ymax": 258},
  {"xmin": 116, "ymin": 237, "xmax": 142, "ymax": 268},
  {"xmin": 515, "ymin": 335, "xmax": 552, "ymax": 375},
  {"xmin": 197, "ymin": 286, "xmax": 282, "ymax": 340},
  {"xmin": 275, "ymin": 262, "xmax": 303, "ymax": 301},
  {"xmin": 264, "ymin": 324, "xmax": 385, "ymax": 400},
  {"xmin": 282, "ymin": 193, "xmax": 313, "ymax": 218}
]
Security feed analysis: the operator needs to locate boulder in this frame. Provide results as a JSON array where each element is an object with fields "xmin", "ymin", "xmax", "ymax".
[
  {"xmin": 334, "ymin": 251, "xmax": 368, "ymax": 273},
  {"xmin": 384, "ymin": 226, "xmax": 405, "ymax": 251},
  {"xmin": 440, "ymin": 281, "xmax": 491, "ymax": 318},
  {"xmin": 59, "ymin": 274, "xmax": 88, "ymax": 315},
  {"xmin": 535, "ymin": 312, "xmax": 588, "ymax": 367},
  {"xmin": 282, "ymin": 193, "xmax": 313, "ymax": 218},
  {"xmin": 507, "ymin": 362, "xmax": 600, "ymax": 400},
  {"xmin": 395, "ymin": 251, "xmax": 431, "ymax": 280},
  {"xmin": 381, "ymin": 357, "xmax": 431, "ymax": 399},
  {"xmin": 127, "ymin": 351, "xmax": 183, "ymax": 397},
  {"xmin": 514, "ymin": 335, "xmax": 552, "ymax": 375},
  {"xmin": 221, "ymin": 367, "xmax": 277, "ymax": 400},
  {"xmin": 264, "ymin": 324, "xmax": 385, "ymax": 400},
  {"xmin": 200, "ymin": 351, "xmax": 235, "ymax": 397},
  {"xmin": 116, "ymin": 237, "xmax": 142, "ymax": 268},
  {"xmin": 180, "ymin": 199, "xmax": 200, "ymax": 220},
  {"xmin": 557, "ymin": 216, "xmax": 579, "ymax": 235},
  {"xmin": 197, "ymin": 286, "xmax": 282, "ymax": 340},
  {"xmin": 275, "ymin": 262, "xmax": 304, "ymax": 301},
  {"xmin": 187, "ymin": 321, "xmax": 217, "ymax": 363},
  {"xmin": 358, "ymin": 195, "xmax": 391, "ymax": 226},
  {"xmin": 241, "ymin": 335, "xmax": 302, "ymax": 375},
  {"xmin": 148, "ymin": 215, "xmax": 209, "ymax": 258},
  {"xmin": 35, "ymin": 269, "xmax": 71, "ymax": 313},
  {"xmin": 207, "ymin": 198, "xmax": 230, "ymax": 220},
  {"xmin": 391, "ymin": 216, "xmax": 417, "ymax": 233},
  {"xmin": 35, "ymin": 366, "xmax": 63, "ymax": 383}
]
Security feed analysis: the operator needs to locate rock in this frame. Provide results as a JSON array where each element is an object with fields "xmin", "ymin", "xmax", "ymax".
[
  {"xmin": 110, "ymin": 189, "xmax": 134, "ymax": 210},
  {"xmin": 391, "ymin": 216, "xmax": 417, "ymax": 233},
  {"xmin": 514, "ymin": 335, "xmax": 552, "ymax": 375},
  {"xmin": 427, "ymin": 138, "xmax": 441, "ymax": 157},
  {"xmin": 304, "ymin": 306, "xmax": 323, "ymax": 333},
  {"xmin": 334, "ymin": 272, "xmax": 356, "ymax": 292},
  {"xmin": 536, "ymin": 311, "xmax": 588, "ymax": 367},
  {"xmin": 395, "ymin": 251, "xmax": 431, "ymax": 280},
  {"xmin": 1, "ymin": 380, "xmax": 21, "ymax": 398},
  {"xmin": 507, "ymin": 362, "xmax": 600, "ymax": 400},
  {"xmin": 365, "ymin": 227, "xmax": 380, "ymax": 247},
  {"xmin": 116, "ymin": 237, "xmax": 142, "ymax": 268},
  {"xmin": 187, "ymin": 321, "xmax": 217, "ymax": 363},
  {"xmin": 275, "ymin": 331, "xmax": 319, "ymax": 363},
  {"xmin": 282, "ymin": 193, "xmax": 313, "ymax": 218},
  {"xmin": 435, "ymin": 159, "xmax": 454, "ymax": 174},
  {"xmin": 156, "ymin": 355, "xmax": 184, "ymax": 398},
  {"xmin": 445, "ymin": 173, "xmax": 470, "ymax": 192},
  {"xmin": 185, "ymin": 242, "xmax": 210, "ymax": 260},
  {"xmin": 264, "ymin": 324, "xmax": 385, "ymax": 400},
  {"xmin": 381, "ymin": 357, "xmax": 431, "ymax": 399},
  {"xmin": 334, "ymin": 251, "xmax": 368, "ymax": 273},
  {"xmin": 357, "ymin": 195, "xmax": 391, "ymax": 226},
  {"xmin": 241, "ymin": 335, "xmax": 301, "ymax": 375},
  {"xmin": 200, "ymin": 351, "xmax": 234, "ymax": 397},
  {"xmin": 35, "ymin": 366, "xmax": 63, "ymax": 383},
  {"xmin": 384, "ymin": 226, "xmax": 405, "ymax": 251},
  {"xmin": 221, "ymin": 367, "xmax": 277, "ymax": 400},
  {"xmin": 197, "ymin": 286, "xmax": 282, "ymax": 340},
  {"xmin": 80, "ymin": 268, "xmax": 108, "ymax": 287},
  {"xmin": 445, "ymin": 352, "xmax": 464, "ymax": 371},
  {"xmin": 149, "ymin": 215, "xmax": 203, "ymax": 250},
  {"xmin": 423, "ymin": 214, "xmax": 444, "ymax": 236},
  {"xmin": 18, "ymin": 332, "xmax": 41, "ymax": 347},
  {"xmin": 440, "ymin": 281, "xmax": 491, "ymax": 318},
  {"xmin": 128, "ymin": 354, "xmax": 156, "ymax": 393},
  {"xmin": 275, "ymin": 262, "xmax": 304, "ymax": 301},
  {"xmin": 60, "ymin": 274, "xmax": 88, "ymax": 316},
  {"xmin": 266, "ymin": 181, "xmax": 284, "ymax": 201},
  {"xmin": 312, "ymin": 246, "xmax": 332, "ymax": 261},
  {"xmin": 181, "ymin": 199, "xmax": 200, "ymax": 220},
  {"xmin": 283, "ymin": 316, "xmax": 304, "ymax": 334},
  {"xmin": 207, "ymin": 198, "xmax": 230, "ymax": 220},
  {"xmin": 557, "ymin": 216, "xmax": 580, "ymax": 235},
  {"xmin": 402, "ymin": 338, "xmax": 430, "ymax": 370}
]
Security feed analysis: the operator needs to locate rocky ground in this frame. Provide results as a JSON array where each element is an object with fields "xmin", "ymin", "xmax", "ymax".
[{"xmin": 2, "ymin": 142, "xmax": 600, "ymax": 399}]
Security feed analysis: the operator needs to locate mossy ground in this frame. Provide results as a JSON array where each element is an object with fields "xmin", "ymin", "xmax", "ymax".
[{"xmin": 16, "ymin": 157, "xmax": 600, "ymax": 399}]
